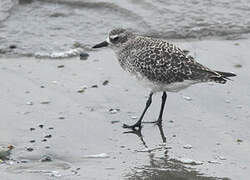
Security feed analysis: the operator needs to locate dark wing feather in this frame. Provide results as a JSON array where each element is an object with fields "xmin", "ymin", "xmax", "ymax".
[{"xmin": 130, "ymin": 37, "xmax": 222, "ymax": 84}]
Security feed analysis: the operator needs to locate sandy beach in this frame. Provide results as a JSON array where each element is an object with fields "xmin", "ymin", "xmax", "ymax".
[{"xmin": 0, "ymin": 37, "xmax": 249, "ymax": 179}]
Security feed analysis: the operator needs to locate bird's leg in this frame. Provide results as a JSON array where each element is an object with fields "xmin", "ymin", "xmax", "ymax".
[
  {"xmin": 143, "ymin": 92, "xmax": 167, "ymax": 125},
  {"xmin": 156, "ymin": 92, "xmax": 167, "ymax": 125},
  {"xmin": 123, "ymin": 92, "xmax": 153, "ymax": 130}
]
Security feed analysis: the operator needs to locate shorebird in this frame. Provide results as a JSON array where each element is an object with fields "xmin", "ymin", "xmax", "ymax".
[{"xmin": 93, "ymin": 28, "xmax": 236, "ymax": 131}]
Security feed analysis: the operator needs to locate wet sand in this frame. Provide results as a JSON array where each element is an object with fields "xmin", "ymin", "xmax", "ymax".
[{"xmin": 0, "ymin": 38, "xmax": 249, "ymax": 180}]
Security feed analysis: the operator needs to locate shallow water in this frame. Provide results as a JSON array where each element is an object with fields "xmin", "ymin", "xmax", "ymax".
[{"xmin": 1, "ymin": 0, "xmax": 250, "ymax": 57}]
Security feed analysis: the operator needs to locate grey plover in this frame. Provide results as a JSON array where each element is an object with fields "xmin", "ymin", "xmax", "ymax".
[{"xmin": 93, "ymin": 28, "xmax": 236, "ymax": 130}]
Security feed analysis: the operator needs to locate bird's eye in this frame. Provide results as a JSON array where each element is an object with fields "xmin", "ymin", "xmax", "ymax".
[
  {"xmin": 110, "ymin": 35, "xmax": 119, "ymax": 43},
  {"xmin": 113, "ymin": 36, "xmax": 119, "ymax": 41}
]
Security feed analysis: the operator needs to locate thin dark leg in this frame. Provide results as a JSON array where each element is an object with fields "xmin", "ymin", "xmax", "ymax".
[
  {"xmin": 123, "ymin": 92, "xmax": 153, "ymax": 130},
  {"xmin": 156, "ymin": 92, "xmax": 167, "ymax": 125}
]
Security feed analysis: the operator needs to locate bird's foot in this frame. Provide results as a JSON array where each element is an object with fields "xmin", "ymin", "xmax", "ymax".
[
  {"xmin": 123, "ymin": 123, "xmax": 142, "ymax": 131},
  {"xmin": 123, "ymin": 128, "xmax": 142, "ymax": 136}
]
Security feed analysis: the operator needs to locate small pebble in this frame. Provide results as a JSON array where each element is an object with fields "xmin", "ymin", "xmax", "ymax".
[
  {"xmin": 58, "ymin": 116, "xmax": 65, "ymax": 120},
  {"xmin": 30, "ymin": 128, "xmax": 35, "ymax": 131},
  {"xmin": 183, "ymin": 144, "xmax": 192, "ymax": 149},
  {"xmin": 0, "ymin": 145, "xmax": 14, "ymax": 160},
  {"xmin": 109, "ymin": 108, "xmax": 120, "ymax": 114},
  {"xmin": 42, "ymin": 139, "xmax": 47, "ymax": 142},
  {"xmin": 20, "ymin": 159, "xmax": 29, "ymax": 163},
  {"xmin": 8, "ymin": 145, "xmax": 14, "ymax": 150},
  {"xmin": 29, "ymin": 140, "xmax": 36, "ymax": 143},
  {"xmin": 48, "ymin": 127, "xmax": 54, "ymax": 130},
  {"xmin": 40, "ymin": 155, "xmax": 52, "ymax": 162},
  {"xmin": 77, "ymin": 86, "xmax": 87, "ymax": 93},
  {"xmin": 102, "ymin": 80, "xmax": 109, "ymax": 86},
  {"xmin": 79, "ymin": 53, "xmax": 89, "ymax": 60},
  {"xmin": 234, "ymin": 64, "xmax": 242, "ymax": 68},
  {"xmin": 237, "ymin": 139, "xmax": 243, "ymax": 143},
  {"xmin": 91, "ymin": 85, "xmax": 98, "ymax": 88},
  {"xmin": 9, "ymin": 45, "xmax": 17, "ymax": 49},
  {"xmin": 38, "ymin": 124, "xmax": 44, "ymax": 128},
  {"xmin": 26, "ymin": 147, "xmax": 34, "ymax": 152},
  {"xmin": 57, "ymin": 65, "xmax": 64, "ymax": 68},
  {"xmin": 77, "ymin": 89, "xmax": 85, "ymax": 93},
  {"xmin": 111, "ymin": 120, "xmax": 120, "ymax": 124},
  {"xmin": 40, "ymin": 101, "xmax": 50, "ymax": 104},
  {"xmin": 44, "ymin": 134, "xmax": 52, "ymax": 138},
  {"xmin": 182, "ymin": 95, "xmax": 192, "ymax": 101},
  {"xmin": 40, "ymin": 85, "xmax": 45, "ymax": 88}
]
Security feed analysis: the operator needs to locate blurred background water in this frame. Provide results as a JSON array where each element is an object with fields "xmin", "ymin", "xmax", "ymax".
[{"xmin": 1, "ymin": 0, "xmax": 250, "ymax": 58}]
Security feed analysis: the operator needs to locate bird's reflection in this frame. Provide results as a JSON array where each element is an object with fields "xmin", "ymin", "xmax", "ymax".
[
  {"xmin": 124, "ymin": 123, "xmax": 229, "ymax": 180},
  {"xmin": 123, "ymin": 123, "xmax": 167, "ymax": 152},
  {"xmin": 127, "ymin": 154, "xmax": 229, "ymax": 180},
  {"xmin": 157, "ymin": 123, "xmax": 166, "ymax": 143},
  {"xmin": 123, "ymin": 127, "xmax": 149, "ymax": 149}
]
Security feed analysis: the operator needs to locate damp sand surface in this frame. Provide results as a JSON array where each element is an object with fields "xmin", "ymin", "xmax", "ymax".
[{"xmin": 0, "ymin": 38, "xmax": 249, "ymax": 180}]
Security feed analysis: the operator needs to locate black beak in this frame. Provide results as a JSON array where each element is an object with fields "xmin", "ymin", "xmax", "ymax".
[{"xmin": 92, "ymin": 41, "xmax": 109, "ymax": 48}]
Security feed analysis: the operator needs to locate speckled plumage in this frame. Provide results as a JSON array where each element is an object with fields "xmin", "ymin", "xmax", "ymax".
[
  {"xmin": 119, "ymin": 36, "xmax": 213, "ymax": 82},
  {"xmin": 105, "ymin": 28, "xmax": 236, "ymax": 92}
]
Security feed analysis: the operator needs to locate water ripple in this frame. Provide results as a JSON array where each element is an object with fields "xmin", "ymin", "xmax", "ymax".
[{"xmin": 1, "ymin": 0, "xmax": 250, "ymax": 57}]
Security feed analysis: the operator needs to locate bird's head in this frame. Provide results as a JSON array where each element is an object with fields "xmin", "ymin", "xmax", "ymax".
[{"xmin": 93, "ymin": 28, "xmax": 135, "ymax": 49}]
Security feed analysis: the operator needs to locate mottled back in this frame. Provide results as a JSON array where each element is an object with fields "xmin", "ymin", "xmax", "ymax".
[{"xmin": 117, "ymin": 35, "xmax": 223, "ymax": 84}]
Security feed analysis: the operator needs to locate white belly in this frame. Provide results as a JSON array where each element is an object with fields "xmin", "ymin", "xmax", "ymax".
[
  {"xmin": 126, "ymin": 69, "xmax": 198, "ymax": 93},
  {"xmin": 136, "ymin": 75, "xmax": 198, "ymax": 93}
]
